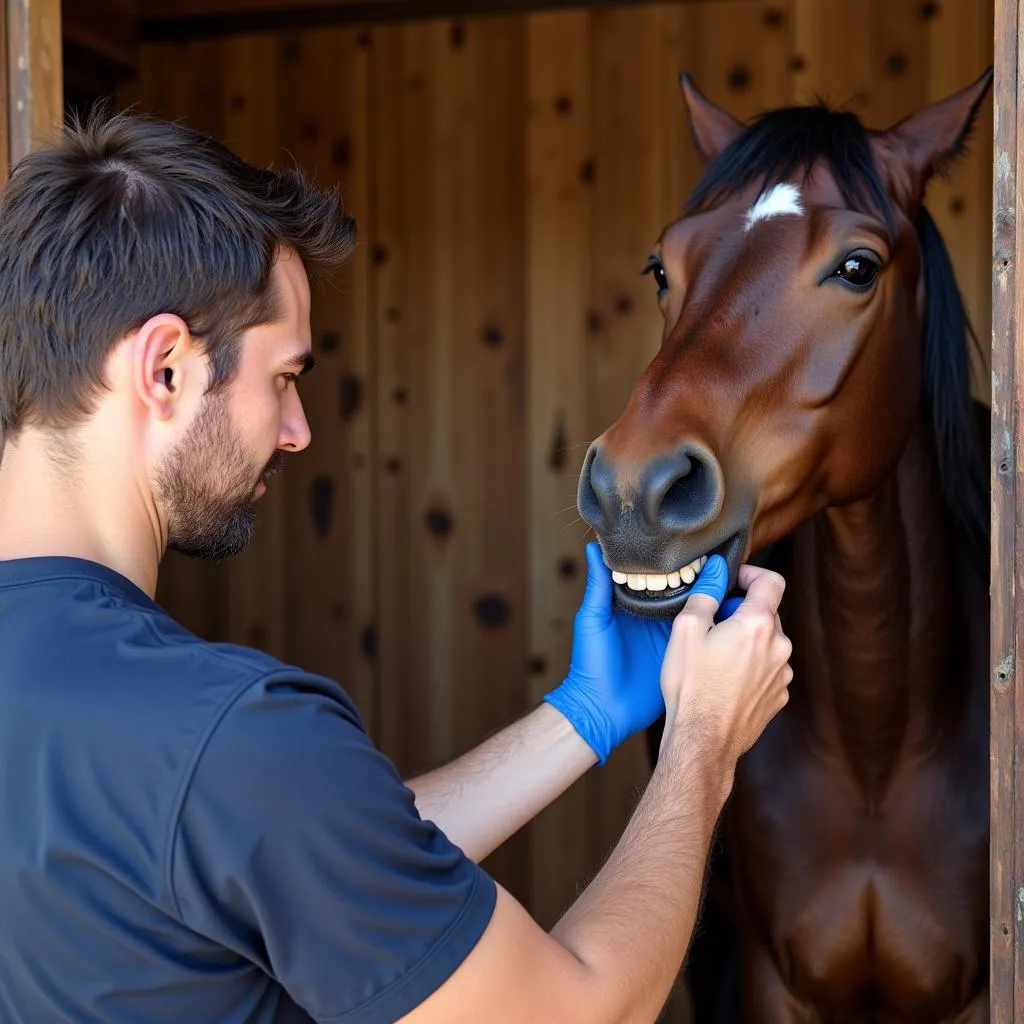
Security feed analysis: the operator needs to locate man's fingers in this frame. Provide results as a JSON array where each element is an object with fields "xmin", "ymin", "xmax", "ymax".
[
  {"xmin": 734, "ymin": 563, "xmax": 786, "ymax": 617},
  {"xmin": 679, "ymin": 554, "xmax": 728, "ymax": 625}
]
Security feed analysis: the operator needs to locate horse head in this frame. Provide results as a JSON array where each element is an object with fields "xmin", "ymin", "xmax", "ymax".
[{"xmin": 577, "ymin": 70, "xmax": 992, "ymax": 617}]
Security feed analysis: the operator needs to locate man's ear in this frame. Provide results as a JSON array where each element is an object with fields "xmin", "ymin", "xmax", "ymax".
[
  {"xmin": 679, "ymin": 71, "xmax": 745, "ymax": 165},
  {"xmin": 131, "ymin": 314, "xmax": 195, "ymax": 422},
  {"xmin": 871, "ymin": 67, "xmax": 993, "ymax": 207}
]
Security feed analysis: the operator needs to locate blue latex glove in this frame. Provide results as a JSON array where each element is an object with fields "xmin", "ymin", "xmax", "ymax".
[{"xmin": 543, "ymin": 542, "xmax": 731, "ymax": 764}]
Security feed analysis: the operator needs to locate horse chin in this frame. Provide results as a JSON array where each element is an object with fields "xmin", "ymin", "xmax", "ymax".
[{"xmin": 611, "ymin": 530, "xmax": 747, "ymax": 620}]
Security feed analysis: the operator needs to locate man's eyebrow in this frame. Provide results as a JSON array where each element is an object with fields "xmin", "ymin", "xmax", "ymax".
[{"xmin": 284, "ymin": 351, "xmax": 316, "ymax": 375}]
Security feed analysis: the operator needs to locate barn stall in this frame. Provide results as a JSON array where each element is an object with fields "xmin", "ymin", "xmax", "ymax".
[{"xmin": 1, "ymin": 0, "xmax": 1011, "ymax": 1018}]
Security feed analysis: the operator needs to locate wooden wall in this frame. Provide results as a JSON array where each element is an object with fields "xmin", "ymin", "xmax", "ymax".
[{"xmin": 117, "ymin": 1, "xmax": 993, "ymax": 1017}]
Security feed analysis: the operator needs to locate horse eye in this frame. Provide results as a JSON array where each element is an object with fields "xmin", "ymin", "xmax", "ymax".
[
  {"xmin": 831, "ymin": 252, "xmax": 880, "ymax": 290},
  {"xmin": 644, "ymin": 260, "xmax": 669, "ymax": 294}
]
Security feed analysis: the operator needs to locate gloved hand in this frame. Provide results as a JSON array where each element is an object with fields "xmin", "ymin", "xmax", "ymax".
[{"xmin": 543, "ymin": 542, "xmax": 731, "ymax": 764}]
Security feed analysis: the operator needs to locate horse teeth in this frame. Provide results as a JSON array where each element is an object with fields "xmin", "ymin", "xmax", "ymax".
[{"xmin": 611, "ymin": 553, "xmax": 713, "ymax": 592}]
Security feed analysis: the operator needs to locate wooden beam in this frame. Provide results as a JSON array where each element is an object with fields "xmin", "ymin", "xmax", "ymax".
[
  {"xmin": 137, "ymin": 0, "xmax": 704, "ymax": 40},
  {"xmin": 991, "ymin": 0, "xmax": 1019, "ymax": 1018},
  {"xmin": 62, "ymin": 0, "xmax": 137, "ymax": 73},
  {"xmin": 6, "ymin": 0, "xmax": 62, "ymax": 169},
  {"xmin": 0, "ymin": 0, "xmax": 8, "ymax": 181}
]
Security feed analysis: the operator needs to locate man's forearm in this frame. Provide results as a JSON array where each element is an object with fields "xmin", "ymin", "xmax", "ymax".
[
  {"xmin": 550, "ymin": 715, "xmax": 732, "ymax": 1024},
  {"xmin": 406, "ymin": 703, "xmax": 597, "ymax": 862}
]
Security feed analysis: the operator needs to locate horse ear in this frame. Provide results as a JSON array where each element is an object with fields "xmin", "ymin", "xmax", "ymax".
[
  {"xmin": 679, "ymin": 72, "xmax": 744, "ymax": 162},
  {"xmin": 878, "ymin": 67, "xmax": 993, "ymax": 194}
]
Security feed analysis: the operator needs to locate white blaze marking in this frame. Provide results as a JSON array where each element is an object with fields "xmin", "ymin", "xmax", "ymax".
[{"xmin": 745, "ymin": 182, "xmax": 804, "ymax": 230}]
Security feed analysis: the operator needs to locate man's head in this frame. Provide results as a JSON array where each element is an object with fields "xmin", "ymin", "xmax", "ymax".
[{"xmin": 0, "ymin": 106, "xmax": 355, "ymax": 560}]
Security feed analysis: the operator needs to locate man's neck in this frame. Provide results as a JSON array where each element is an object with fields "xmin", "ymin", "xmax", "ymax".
[{"xmin": 0, "ymin": 427, "xmax": 163, "ymax": 597}]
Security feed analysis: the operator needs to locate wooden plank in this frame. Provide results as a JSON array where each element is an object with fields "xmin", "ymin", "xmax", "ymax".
[
  {"xmin": 373, "ymin": 20, "xmax": 530, "ymax": 913},
  {"xmin": 870, "ymin": 0, "xmax": 928, "ymax": 128},
  {"xmin": 277, "ymin": 26, "xmax": 377, "ymax": 734},
  {"xmin": 6, "ymin": 0, "xmax": 62, "ymax": 167},
  {"xmin": 790, "ymin": 0, "xmax": 874, "ymax": 116},
  {"xmin": 688, "ymin": 0, "xmax": 791, "ymax": 121},
  {"xmin": 137, "ymin": 0, "xmax": 737, "ymax": 41},
  {"xmin": 585, "ymin": 0, "xmax": 673, "ymax": 916},
  {"xmin": 525, "ymin": 6, "xmax": 592, "ymax": 932},
  {"xmin": 0, "ymin": 0, "xmax": 9, "ymax": 182},
  {"xmin": 925, "ymin": 0, "xmax": 995, "ymax": 403},
  {"xmin": 990, "ymin": 0, "xmax": 1017, "ymax": 1016}
]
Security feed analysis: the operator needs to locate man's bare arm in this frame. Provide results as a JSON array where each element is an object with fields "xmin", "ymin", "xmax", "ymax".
[{"xmin": 405, "ymin": 703, "xmax": 596, "ymax": 863}]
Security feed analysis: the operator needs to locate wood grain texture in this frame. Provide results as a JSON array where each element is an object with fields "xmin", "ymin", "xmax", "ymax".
[
  {"xmin": 277, "ymin": 27, "xmax": 377, "ymax": 731},
  {"xmin": 5, "ymin": 0, "xmax": 62, "ymax": 166},
  {"xmin": 0, "ymin": 0, "xmax": 8, "ymax": 181},
  {"xmin": 525, "ymin": 7, "xmax": 594, "ymax": 931},
  {"xmin": 991, "ymin": 0, "xmax": 1018, "ymax": 1016}
]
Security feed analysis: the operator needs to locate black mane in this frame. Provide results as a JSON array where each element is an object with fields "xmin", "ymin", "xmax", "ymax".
[{"xmin": 685, "ymin": 102, "xmax": 989, "ymax": 560}]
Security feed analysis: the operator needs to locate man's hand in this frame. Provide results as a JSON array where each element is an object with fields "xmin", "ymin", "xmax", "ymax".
[
  {"xmin": 543, "ymin": 542, "xmax": 730, "ymax": 764},
  {"xmin": 659, "ymin": 562, "xmax": 793, "ymax": 772}
]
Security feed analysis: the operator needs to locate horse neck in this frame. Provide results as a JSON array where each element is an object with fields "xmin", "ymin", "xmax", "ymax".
[{"xmin": 784, "ymin": 415, "xmax": 963, "ymax": 795}]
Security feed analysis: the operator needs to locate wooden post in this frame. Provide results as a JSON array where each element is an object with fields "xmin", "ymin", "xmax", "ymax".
[
  {"xmin": 991, "ymin": 0, "xmax": 1019, "ymax": 1018},
  {"xmin": 5, "ymin": 0, "xmax": 62, "ymax": 172}
]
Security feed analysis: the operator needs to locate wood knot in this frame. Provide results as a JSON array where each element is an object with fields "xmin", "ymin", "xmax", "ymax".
[
  {"xmin": 320, "ymin": 330, "xmax": 339, "ymax": 352},
  {"xmin": 790, "ymin": 54, "xmax": 807, "ymax": 72},
  {"xmin": 615, "ymin": 295, "xmax": 634, "ymax": 315},
  {"xmin": 548, "ymin": 414, "xmax": 568, "ymax": 471},
  {"xmin": 886, "ymin": 53, "xmax": 908, "ymax": 76},
  {"xmin": 763, "ymin": 8, "xmax": 785, "ymax": 27},
  {"xmin": 230, "ymin": 95, "xmax": 246, "ymax": 112},
  {"xmin": 474, "ymin": 593, "xmax": 510, "ymax": 629},
  {"xmin": 360, "ymin": 625, "xmax": 377, "ymax": 660},
  {"xmin": 391, "ymin": 386, "xmax": 408, "ymax": 405},
  {"xmin": 384, "ymin": 457, "xmax": 402, "ymax": 474},
  {"xmin": 301, "ymin": 120, "xmax": 319, "ymax": 143},
  {"xmin": 528, "ymin": 654, "xmax": 548, "ymax": 675},
  {"xmin": 372, "ymin": 244, "xmax": 390, "ymax": 266},
  {"xmin": 425, "ymin": 505, "xmax": 455, "ymax": 538},
  {"xmin": 554, "ymin": 95, "xmax": 573, "ymax": 116},
  {"xmin": 579, "ymin": 159, "xmax": 596, "ymax": 184},
  {"xmin": 331, "ymin": 137, "xmax": 351, "ymax": 168},
  {"xmin": 450, "ymin": 22, "xmax": 466, "ymax": 49},
  {"xmin": 339, "ymin": 375, "xmax": 363, "ymax": 421},
  {"xmin": 309, "ymin": 476, "xmax": 335, "ymax": 538},
  {"xmin": 727, "ymin": 66, "xmax": 751, "ymax": 93},
  {"xmin": 558, "ymin": 557, "xmax": 579, "ymax": 580},
  {"xmin": 920, "ymin": 1, "xmax": 940, "ymax": 18},
  {"xmin": 482, "ymin": 326, "xmax": 504, "ymax": 348}
]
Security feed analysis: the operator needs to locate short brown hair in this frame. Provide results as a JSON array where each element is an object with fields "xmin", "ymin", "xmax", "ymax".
[{"xmin": 0, "ymin": 105, "xmax": 357, "ymax": 436}]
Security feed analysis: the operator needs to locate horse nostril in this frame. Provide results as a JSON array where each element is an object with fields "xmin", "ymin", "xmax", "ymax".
[
  {"xmin": 644, "ymin": 445, "xmax": 724, "ymax": 533},
  {"xmin": 577, "ymin": 444, "xmax": 610, "ymax": 529}
]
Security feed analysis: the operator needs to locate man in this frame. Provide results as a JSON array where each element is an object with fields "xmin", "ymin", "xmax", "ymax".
[{"xmin": 0, "ymin": 108, "xmax": 792, "ymax": 1024}]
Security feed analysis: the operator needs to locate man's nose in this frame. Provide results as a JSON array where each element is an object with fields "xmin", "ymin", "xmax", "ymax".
[{"xmin": 279, "ymin": 392, "xmax": 312, "ymax": 453}]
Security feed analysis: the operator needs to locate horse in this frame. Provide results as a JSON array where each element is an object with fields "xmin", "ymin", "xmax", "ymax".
[{"xmin": 576, "ymin": 70, "xmax": 993, "ymax": 1022}]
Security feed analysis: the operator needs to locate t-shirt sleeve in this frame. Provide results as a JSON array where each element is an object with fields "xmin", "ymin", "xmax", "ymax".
[{"xmin": 168, "ymin": 670, "xmax": 497, "ymax": 1023}]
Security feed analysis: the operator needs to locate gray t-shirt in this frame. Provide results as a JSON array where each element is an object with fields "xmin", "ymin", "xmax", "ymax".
[{"xmin": 0, "ymin": 556, "xmax": 496, "ymax": 1023}]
